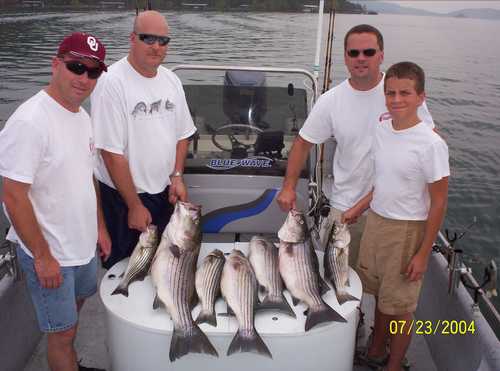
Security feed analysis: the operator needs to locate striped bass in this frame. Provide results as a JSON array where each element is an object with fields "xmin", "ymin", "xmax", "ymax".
[
  {"xmin": 151, "ymin": 201, "xmax": 218, "ymax": 362},
  {"xmin": 324, "ymin": 221, "xmax": 358, "ymax": 305},
  {"xmin": 277, "ymin": 209, "xmax": 307, "ymax": 243},
  {"xmin": 248, "ymin": 235, "xmax": 295, "ymax": 318},
  {"xmin": 221, "ymin": 249, "xmax": 272, "ymax": 359},
  {"xmin": 111, "ymin": 225, "xmax": 158, "ymax": 297},
  {"xmin": 279, "ymin": 240, "xmax": 347, "ymax": 331},
  {"xmin": 195, "ymin": 249, "xmax": 225, "ymax": 327}
]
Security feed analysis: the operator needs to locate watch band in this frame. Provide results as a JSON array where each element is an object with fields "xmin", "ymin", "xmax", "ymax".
[{"xmin": 170, "ymin": 170, "xmax": 183, "ymax": 178}]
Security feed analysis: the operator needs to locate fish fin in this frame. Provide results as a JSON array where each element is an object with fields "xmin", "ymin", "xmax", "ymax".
[
  {"xmin": 111, "ymin": 282, "xmax": 129, "ymax": 297},
  {"xmin": 227, "ymin": 328, "xmax": 272, "ymax": 359},
  {"xmin": 190, "ymin": 294, "xmax": 199, "ymax": 310},
  {"xmin": 259, "ymin": 285, "xmax": 266, "ymax": 294},
  {"xmin": 284, "ymin": 244, "xmax": 294, "ymax": 256},
  {"xmin": 291, "ymin": 295, "xmax": 300, "ymax": 306},
  {"xmin": 135, "ymin": 269, "xmax": 150, "ymax": 282},
  {"xmin": 258, "ymin": 295, "xmax": 296, "ymax": 318},
  {"xmin": 337, "ymin": 292, "xmax": 359, "ymax": 305},
  {"xmin": 169, "ymin": 244, "xmax": 181, "ymax": 258},
  {"xmin": 195, "ymin": 310, "xmax": 217, "ymax": 327},
  {"xmin": 226, "ymin": 304, "xmax": 235, "ymax": 316},
  {"xmin": 305, "ymin": 303, "xmax": 347, "ymax": 331},
  {"xmin": 152, "ymin": 294, "xmax": 163, "ymax": 310},
  {"xmin": 319, "ymin": 276, "xmax": 331, "ymax": 296},
  {"xmin": 169, "ymin": 324, "xmax": 218, "ymax": 362},
  {"xmin": 118, "ymin": 272, "xmax": 125, "ymax": 278}
]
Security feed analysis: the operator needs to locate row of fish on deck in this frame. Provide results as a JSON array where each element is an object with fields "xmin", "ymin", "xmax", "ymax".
[{"xmin": 111, "ymin": 201, "xmax": 360, "ymax": 362}]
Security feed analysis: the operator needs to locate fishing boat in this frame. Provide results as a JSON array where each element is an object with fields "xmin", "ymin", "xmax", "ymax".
[{"xmin": 1, "ymin": 2, "xmax": 499, "ymax": 371}]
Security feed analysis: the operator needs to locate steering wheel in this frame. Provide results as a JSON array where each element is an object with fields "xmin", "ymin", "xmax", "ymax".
[{"xmin": 211, "ymin": 124, "xmax": 263, "ymax": 152}]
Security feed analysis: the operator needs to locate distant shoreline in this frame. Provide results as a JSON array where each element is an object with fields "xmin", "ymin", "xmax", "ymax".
[{"xmin": 0, "ymin": 5, "xmax": 374, "ymax": 15}]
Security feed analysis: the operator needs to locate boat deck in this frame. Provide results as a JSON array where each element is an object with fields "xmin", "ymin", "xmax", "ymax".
[{"xmin": 23, "ymin": 266, "xmax": 437, "ymax": 371}]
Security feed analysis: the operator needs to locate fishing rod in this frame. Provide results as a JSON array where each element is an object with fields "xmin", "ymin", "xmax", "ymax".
[
  {"xmin": 310, "ymin": 0, "xmax": 337, "ymax": 223},
  {"xmin": 322, "ymin": 0, "xmax": 336, "ymax": 94},
  {"xmin": 135, "ymin": 0, "xmax": 152, "ymax": 15}
]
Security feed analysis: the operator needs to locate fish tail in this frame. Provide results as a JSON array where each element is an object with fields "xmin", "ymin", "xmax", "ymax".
[
  {"xmin": 195, "ymin": 309, "xmax": 217, "ymax": 327},
  {"xmin": 169, "ymin": 324, "xmax": 219, "ymax": 362},
  {"xmin": 258, "ymin": 295, "xmax": 296, "ymax": 319},
  {"xmin": 337, "ymin": 291, "xmax": 359, "ymax": 305},
  {"xmin": 305, "ymin": 303, "xmax": 347, "ymax": 331},
  {"xmin": 111, "ymin": 282, "xmax": 129, "ymax": 297},
  {"xmin": 227, "ymin": 328, "xmax": 272, "ymax": 359}
]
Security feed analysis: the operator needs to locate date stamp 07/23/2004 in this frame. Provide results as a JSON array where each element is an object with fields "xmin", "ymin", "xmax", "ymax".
[{"xmin": 389, "ymin": 320, "xmax": 476, "ymax": 335}]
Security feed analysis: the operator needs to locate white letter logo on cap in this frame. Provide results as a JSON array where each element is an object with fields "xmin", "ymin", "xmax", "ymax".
[{"xmin": 87, "ymin": 36, "xmax": 98, "ymax": 52}]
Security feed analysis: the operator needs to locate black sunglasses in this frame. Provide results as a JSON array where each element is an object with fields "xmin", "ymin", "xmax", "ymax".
[
  {"xmin": 63, "ymin": 60, "xmax": 102, "ymax": 79},
  {"xmin": 137, "ymin": 33, "xmax": 171, "ymax": 46},
  {"xmin": 346, "ymin": 48, "xmax": 377, "ymax": 58}
]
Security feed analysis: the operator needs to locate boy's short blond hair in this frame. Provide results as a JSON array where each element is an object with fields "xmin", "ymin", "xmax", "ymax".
[{"xmin": 384, "ymin": 61, "xmax": 425, "ymax": 95}]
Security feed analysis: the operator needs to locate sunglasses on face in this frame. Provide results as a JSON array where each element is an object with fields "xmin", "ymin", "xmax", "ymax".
[
  {"xmin": 346, "ymin": 48, "xmax": 377, "ymax": 58},
  {"xmin": 137, "ymin": 33, "xmax": 171, "ymax": 46},
  {"xmin": 63, "ymin": 60, "xmax": 102, "ymax": 79}
]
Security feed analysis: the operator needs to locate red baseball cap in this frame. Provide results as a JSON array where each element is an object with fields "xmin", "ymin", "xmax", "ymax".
[{"xmin": 57, "ymin": 32, "xmax": 107, "ymax": 72}]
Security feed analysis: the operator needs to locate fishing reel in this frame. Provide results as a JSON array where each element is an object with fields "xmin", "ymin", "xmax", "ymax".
[{"xmin": 0, "ymin": 229, "xmax": 20, "ymax": 282}]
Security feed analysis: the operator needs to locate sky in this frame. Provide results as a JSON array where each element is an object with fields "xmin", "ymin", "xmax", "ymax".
[{"xmin": 371, "ymin": 1, "xmax": 500, "ymax": 13}]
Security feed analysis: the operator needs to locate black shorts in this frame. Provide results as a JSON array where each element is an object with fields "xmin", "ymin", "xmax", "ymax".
[{"xmin": 99, "ymin": 181, "xmax": 174, "ymax": 269}]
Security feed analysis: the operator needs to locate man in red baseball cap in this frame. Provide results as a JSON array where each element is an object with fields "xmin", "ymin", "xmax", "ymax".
[
  {"xmin": 58, "ymin": 32, "xmax": 107, "ymax": 72},
  {"xmin": 0, "ymin": 31, "xmax": 111, "ymax": 371}
]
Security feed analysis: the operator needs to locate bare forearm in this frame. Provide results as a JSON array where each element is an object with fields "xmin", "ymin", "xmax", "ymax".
[
  {"xmin": 353, "ymin": 191, "xmax": 373, "ymax": 214},
  {"xmin": 282, "ymin": 136, "xmax": 313, "ymax": 190},
  {"xmin": 101, "ymin": 151, "xmax": 141, "ymax": 208},
  {"xmin": 173, "ymin": 138, "xmax": 190, "ymax": 174},
  {"xmin": 420, "ymin": 178, "xmax": 449, "ymax": 256},
  {"xmin": 3, "ymin": 194, "xmax": 49, "ymax": 258},
  {"xmin": 420, "ymin": 199, "xmax": 447, "ymax": 255}
]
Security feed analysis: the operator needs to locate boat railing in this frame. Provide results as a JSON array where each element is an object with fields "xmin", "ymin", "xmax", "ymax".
[{"xmin": 435, "ymin": 229, "xmax": 500, "ymax": 327}]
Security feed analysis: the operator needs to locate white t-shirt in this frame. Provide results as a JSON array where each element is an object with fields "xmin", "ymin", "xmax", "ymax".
[
  {"xmin": 370, "ymin": 119, "xmax": 449, "ymax": 220},
  {"xmin": 91, "ymin": 57, "xmax": 197, "ymax": 194},
  {"xmin": 299, "ymin": 76, "xmax": 434, "ymax": 211},
  {"xmin": 0, "ymin": 90, "xmax": 97, "ymax": 266}
]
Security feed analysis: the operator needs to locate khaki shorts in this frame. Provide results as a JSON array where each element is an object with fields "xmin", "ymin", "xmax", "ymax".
[
  {"xmin": 357, "ymin": 210, "xmax": 426, "ymax": 315},
  {"xmin": 319, "ymin": 207, "xmax": 367, "ymax": 271}
]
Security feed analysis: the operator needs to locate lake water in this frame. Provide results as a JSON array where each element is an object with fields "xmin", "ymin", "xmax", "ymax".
[{"xmin": 0, "ymin": 10, "xmax": 499, "ymax": 308}]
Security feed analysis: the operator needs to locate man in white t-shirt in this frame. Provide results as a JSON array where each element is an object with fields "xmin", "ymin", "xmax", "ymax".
[
  {"xmin": 276, "ymin": 24, "xmax": 434, "ymax": 269},
  {"xmin": 344, "ymin": 62, "xmax": 449, "ymax": 371},
  {"xmin": 91, "ymin": 11, "xmax": 197, "ymax": 269},
  {"xmin": 0, "ymin": 33, "xmax": 111, "ymax": 371}
]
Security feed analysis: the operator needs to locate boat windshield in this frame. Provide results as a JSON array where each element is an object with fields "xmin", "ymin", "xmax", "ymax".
[{"xmin": 177, "ymin": 69, "xmax": 312, "ymax": 177}]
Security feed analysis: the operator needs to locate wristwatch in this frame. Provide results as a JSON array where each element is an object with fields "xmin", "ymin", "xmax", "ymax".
[{"xmin": 170, "ymin": 170, "xmax": 183, "ymax": 178}]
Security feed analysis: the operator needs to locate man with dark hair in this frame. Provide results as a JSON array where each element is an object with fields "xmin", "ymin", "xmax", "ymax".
[
  {"xmin": 0, "ymin": 32, "xmax": 111, "ymax": 371},
  {"xmin": 277, "ymin": 24, "xmax": 434, "ymax": 270},
  {"xmin": 91, "ymin": 11, "xmax": 196, "ymax": 269}
]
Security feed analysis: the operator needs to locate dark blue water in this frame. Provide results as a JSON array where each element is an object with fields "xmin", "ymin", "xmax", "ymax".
[{"xmin": 0, "ymin": 11, "xmax": 499, "ymax": 309}]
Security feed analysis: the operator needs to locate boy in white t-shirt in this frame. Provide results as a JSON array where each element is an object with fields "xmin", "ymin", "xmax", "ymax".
[{"xmin": 344, "ymin": 62, "xmax": 449, "ymax": 371}]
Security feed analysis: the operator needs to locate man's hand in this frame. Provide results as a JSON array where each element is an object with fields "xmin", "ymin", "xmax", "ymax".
[
  {"xmin": 276, "ymin": 187, "xmax": 297, "ymax": 212},
  {"xmin": 97, "ymin": 224, "xmax": 112, "ymax": 261},
  {"xmin": 406, "ymin": 250, "xmax": 430, "ymax": 281},
  {"xmin": 341, "ymin": 207, "xmax": 359, "ymax": 225},
  {"xmin": 34, "ymin": 252, "xmax": 63, "ymax": 289},
  {"xmin": 128, "ymin": 203, "xmax": 152, "ymax": 232},
  {"xmin": 169, "ymin": 177, "xmax": 187, "ymax": 204}
]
